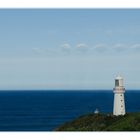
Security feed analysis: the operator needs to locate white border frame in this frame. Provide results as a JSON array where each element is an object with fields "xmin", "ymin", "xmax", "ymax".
[
  {"xmin": 0, "ymin": 0, "xmax": 139, "ymax": 8},
  {"xmin": 0, "ymin": 0, "xmax": 140, "ymax": 140}
]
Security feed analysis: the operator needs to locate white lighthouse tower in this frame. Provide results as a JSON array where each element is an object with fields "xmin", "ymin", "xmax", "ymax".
[{"xmin": 113, "ymin": 75, "xmax": 126, "ymax": 116}]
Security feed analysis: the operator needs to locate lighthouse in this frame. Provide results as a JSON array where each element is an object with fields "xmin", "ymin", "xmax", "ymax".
[{"xmin": 113, "ymin": 75, "xmax": 126, "ymax": 116}]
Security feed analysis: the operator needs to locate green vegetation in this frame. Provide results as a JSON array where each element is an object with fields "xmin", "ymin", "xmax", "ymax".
[{"xmin": 55, "ymin": 112, "xmax": 140, "ymax": 131}]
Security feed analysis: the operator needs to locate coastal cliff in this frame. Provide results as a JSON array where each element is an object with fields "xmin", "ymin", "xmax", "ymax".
[{"xmin": 55, "ymin": 112, "xmax": 140, "ymax": 131}]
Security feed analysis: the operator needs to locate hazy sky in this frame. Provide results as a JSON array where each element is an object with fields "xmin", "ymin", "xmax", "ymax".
[{"xmin": 0, "ymin": 9, "xmax": 140, "ymax": 89}]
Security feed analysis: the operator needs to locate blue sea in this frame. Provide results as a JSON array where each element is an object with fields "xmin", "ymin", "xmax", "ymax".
[{"xmin": 0, "ymin": 90, "xmax": 139, "ymax": 131}]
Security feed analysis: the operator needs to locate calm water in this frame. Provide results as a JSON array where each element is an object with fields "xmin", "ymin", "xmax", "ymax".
[{"xmin": 0, "ymin": 90, "xmax": 139, "ymax": 131}]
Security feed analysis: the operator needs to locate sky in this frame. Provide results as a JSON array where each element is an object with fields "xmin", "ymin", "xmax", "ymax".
[{"xmin": 0, "ymin": 9, "xmax": 140, "ymax": 90}]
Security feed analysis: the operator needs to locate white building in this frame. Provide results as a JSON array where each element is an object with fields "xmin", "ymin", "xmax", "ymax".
[
  {"xmin": 113, "ymin": 75, "xmax": 126, "ymax": 116},
  {"xmin": 94, "ymin": 108, "xmax": 99, "ymax": 114}
]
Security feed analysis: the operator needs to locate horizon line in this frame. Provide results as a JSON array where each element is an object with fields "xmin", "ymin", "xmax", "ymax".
[{"xmin": 0, "ymin": 89, "xmax": 139, "ymax": 91}]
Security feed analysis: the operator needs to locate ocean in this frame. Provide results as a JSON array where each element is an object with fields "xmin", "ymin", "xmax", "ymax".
[{"xmin": 0, "ymin": 90, "xmax": 139, "ymax": 131}]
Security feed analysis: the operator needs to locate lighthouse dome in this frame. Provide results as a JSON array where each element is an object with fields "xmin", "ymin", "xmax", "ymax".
[{"xmin": 115, "ymin": 75, "xmax": 123, "ymax": 80}]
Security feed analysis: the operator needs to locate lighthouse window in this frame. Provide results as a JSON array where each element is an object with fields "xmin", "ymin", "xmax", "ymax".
[
  {"xmin": 121, "ymin": 105, "xmax": 123, "ymax": 108},
  {"xmin": 115, "ymin": 79, "xmax": 119, "ymax": 86}
]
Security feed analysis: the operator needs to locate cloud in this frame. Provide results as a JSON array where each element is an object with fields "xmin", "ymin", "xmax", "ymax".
[
  {"xmin": 93, "ymin": 44, "xmax": 108, "ymax": 52},
  {"xmin": 61, "ymin": 43, "xmax": 71, "ymax": 54},
  {"xmin": 76, "ymin": 43, "xmax": 88, "ymax": 48},
  {"xmin": 31, "ymin": 43, "xmax": 140, "ymax": 57},
  {"xmin": 112, "ymin": 43, "xmax": 140, "ymax": 53},
  {"xmin": 75, "ymin": 43, "xmax": 89, "ymax": 53},
  {"xmin": 112, "ymin": 44, "xmax": 128, "ymax": 52},
  {"xmin": 61, "ymin": 43, "xmax": 71, "ymax": 49},
  {"xmin": 130, "ymin": 44, "xmax": 140, "ymax": 51}
]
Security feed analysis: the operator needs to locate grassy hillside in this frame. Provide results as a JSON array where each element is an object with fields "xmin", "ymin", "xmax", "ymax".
[{"xmin": 55, "ymin": 112, "xmax": 140, "ymax": 131}]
